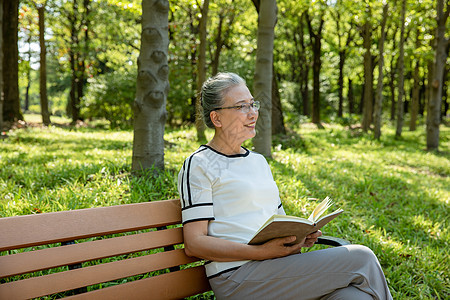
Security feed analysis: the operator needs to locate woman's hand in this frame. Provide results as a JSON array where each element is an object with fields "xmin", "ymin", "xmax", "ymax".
[
  {"xmin": 299, "ymin": 230, "xmax": 322, "ymax": 248},
  {"xmin": 256, "ymin": 236, "xmax": 302, "ymax": 260},
  {"xmin": 256, "ymin": 230, "xmax": 322, "ymax": 260}
]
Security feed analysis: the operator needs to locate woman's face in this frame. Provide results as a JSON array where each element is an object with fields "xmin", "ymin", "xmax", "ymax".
[{"xmin": 215, "ymin": 84, "xmax": 259, "ymax": 144}]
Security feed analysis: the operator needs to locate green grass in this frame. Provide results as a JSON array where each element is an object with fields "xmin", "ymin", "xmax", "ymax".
[{"xmin": 0, "ymin": 119, "xmax": 449, "ymax": 299}]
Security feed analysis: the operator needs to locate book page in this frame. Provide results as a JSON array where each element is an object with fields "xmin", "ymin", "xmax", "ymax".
[{"xmin": 308, "ymin": 197, "xmax": 333, "ymax": 222}]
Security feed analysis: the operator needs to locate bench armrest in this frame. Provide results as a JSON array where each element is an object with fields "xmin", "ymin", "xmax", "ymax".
[{"xmin": 316, "ymin": 235, "xmax": 351, "ymax": 247}]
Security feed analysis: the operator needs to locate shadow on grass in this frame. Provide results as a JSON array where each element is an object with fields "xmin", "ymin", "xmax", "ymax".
[{"xmin": 269, "ymin": 154, "xmax": 447, "ymax": 246}]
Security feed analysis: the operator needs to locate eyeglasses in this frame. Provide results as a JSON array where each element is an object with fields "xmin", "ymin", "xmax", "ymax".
[{"xmin": 214, "ymin": 101, "xmax": 260, "ymax": 114}]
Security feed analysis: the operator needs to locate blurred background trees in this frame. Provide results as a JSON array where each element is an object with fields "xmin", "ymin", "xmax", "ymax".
[{"xmin": 1, "ymin": 0, "xmax": 448, "ymax": 150}]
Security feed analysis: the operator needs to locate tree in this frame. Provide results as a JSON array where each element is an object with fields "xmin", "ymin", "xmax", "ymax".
[
  {"xmin": 272, "ymin": 67, "xmax": 286, "ymax": 135},
  {"xmin": 210, "ymin": 2, "xmax": 237, "ymax": 76},
  {"xmin": 409, "ymin": 27, "xmax": 421, "ymax": 131},
  {"xmin": 361, "ymin": 7, "xmax": 373, "ymax": 132},
  {"xmin": 34, "ymin": 0, "xmax": 50, "ymax": 125},
  {"xmin": 388, "ymin": 26, "xmax": 399, "ymax": 121},
  {"xmin": 330, "ymin": 0, "xmax": 356, "ymax": 118},
  {"xmin": 427, "ymin": 0, "xmax": 449, "ymax": 150},
  {"xmin": 132, "ymin": 0, "xmax": 169, "ymax": 172},
  {"xmin": 277, "ymin": 2, "xmax": 310, "ymax": 117},
  {"xmin": 298, "ymin": 12, "xmax": 310, "ymax": 117},
  {"xmin": 373, "ymin": 3, "xmax": 388, "ymax": 140},
  {"xmin": 195, "ymin": 0, "xmax": 209, "ymax": 142},
  {"xmin": 2, "ymin": 0, "xmax": 23, "ymax": 122},
  {"xmin": 252, "ymin": 0, "xmax": 277, "ymax": 157},
  {"xmin": 305, "ymin": 5, "xmax": 325, "ymax": 126},
  {"xmin": 18, "ymin": 4, "xmax": 37, "ymax": 113},
  {"xmin": 62, "ymin": 0, "xmax": 91, "ymax": 124},
  {"xmin": 395, "ymin": 0, "xmax": 407, "ymax": 137},
  {"xmin": 348, "ymin": 78, "xmax": 354, "ymax": 114}
]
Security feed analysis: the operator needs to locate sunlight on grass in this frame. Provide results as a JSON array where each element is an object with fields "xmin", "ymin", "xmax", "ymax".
[
  {"xmin": 24, "ymin": 113, "xmax": 72, "ymax": 124},
  {"xmin": 0, "ymin": 123, "xmax": 449, "ymax": 299}
]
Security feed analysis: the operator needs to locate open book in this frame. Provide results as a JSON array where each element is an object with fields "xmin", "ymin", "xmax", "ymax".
[{"xmin": 248, "ymin": 197, "xmax": 344, "ymax": 245}]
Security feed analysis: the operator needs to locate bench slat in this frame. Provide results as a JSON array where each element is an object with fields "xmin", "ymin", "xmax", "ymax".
[
  {"xmin": 0, "ymin": 227, "xmax": 184, "ymax": 278},
  {"xmin": 0, "ymin": 200, "xmax": 181, "ymax": 251},
  {"xmin": 0, "ymin": 249, "xmax": 200, "ymax": 300},
  {"xmin": 66, "ymin": 266, "xmax": 211, "ymax": 300}
]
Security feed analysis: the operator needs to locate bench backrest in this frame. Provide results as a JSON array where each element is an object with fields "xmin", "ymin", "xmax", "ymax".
[{"xmin": 0, "ymin": 199, "xmax": 211, "ymax": 299}]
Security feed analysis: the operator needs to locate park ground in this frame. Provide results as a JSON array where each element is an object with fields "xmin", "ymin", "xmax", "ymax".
[{"xmin": 1, "ymin": 114, "xmax": 449, "ymax": 299}]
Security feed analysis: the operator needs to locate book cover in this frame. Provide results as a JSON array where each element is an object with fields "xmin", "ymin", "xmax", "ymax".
[{"xmin": 248, "ymin": 197, "xmax": 344, "ymax": 245}]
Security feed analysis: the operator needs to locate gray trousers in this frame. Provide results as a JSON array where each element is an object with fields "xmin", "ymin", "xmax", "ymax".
[{"xmin": 209, "ymin": 245, "xmax": 393, "ymax": 300}]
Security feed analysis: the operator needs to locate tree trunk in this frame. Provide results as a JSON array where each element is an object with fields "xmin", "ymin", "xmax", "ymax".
[
  {"xmin": 348, "ymin": 78, "xmax": 354, "ymax": 114},
  {"xmin": 443, "ymin": 61, "xmax": 449, "ymax": 117},
  {"xmin": 67, "ymin": 0, "xmax": 90, "ymax": 125},
  {"xmin": 419, "ymin": 76, "xmax": 426, "ymax": 115},
  {"xmin": 389, "ymin": 56, "xmax": 397, "ymax": 120},
  {"xmin": 188, "ymin": 10, "xmax": 197, "ymax": 124},
  {"xmin": 25, "ymin": 36, "xmax": 32, "ymax": 112},
  {"xmin": 68, "ymin": 0, "xmax": 80, "ymax": 123},
  {"xmin": 272, "ymin": 68, "xmax": 286, "ymax": 135},
  {"xmin": 410, "ymin": 47, "xmax": 420, "ymax": 131},
  {"xmin": 211, "ymin": 9, "xmax": 235, "ymax": 76},
  {"xmin": 361, "ymin": 19, "xmax": 373, "ymax": 131},
  {"xmin": 2, "ymin": 0, "xmax": 23, "ymax": 122},
  {"xmin": 77, "ymin": 0, "xmax": 90, "ymax": 121},
  {"xmin": 37, "ymin": 4, "xmax": 51, "ymax": 125},
  {"xmin": 395, "ymin": 0, "xmax": 407, "ymax": 137},
  {"xmin": 132, "ymin": 0, "xmax": 169, "ymax": 172},
  {"xmin": 425, "ymin": 59, "xmax": 433, "ymax": 117},
  {"xmin": 427, "ymin": 0, "xmax": 449, "ymax": 150},
  {"xmin": 252, "ymin": 0, "xmax": 277, "ymax": 157},
  {"xmin": 211, "ymin": 13, "xmax": 224, "ymax": 76},
  {"xmin": 373, "ymin": 4, "xmax": 388, "ymax": 140},
  {"xmin": 301, "ymin": 67, "xmax": 309, "ymax": 116},
  {"xmin": 338, "ymin": 51, "xmax": 345, "ymax": 118},
  {"xmin": 25, "ymin": 66, "xmax": 31, "ymax": 112},
  {"xmin": 0, "ymin": 0, "xmax": 3, "ymax": 130},
  {"xmin": 69, "ymin": 50, "xmax": 78, "ymax": 122},
  {"xmin": 334, "ymin": 10, "xmax": 354, "ymax": 118},
  {"xmin": 306, "ymin": 11, "xmax": 324, "ymax": 126},
  {"xmin": 359, "ymin": 80, "xmax": 364, "ymax": 114},
  {"xmin": 297, "ymin": 12, "xmax": 309, "ymax": 117},
  {"xmin": 195, "ymin": 0, "xmax": 209, "ymax": 142}
]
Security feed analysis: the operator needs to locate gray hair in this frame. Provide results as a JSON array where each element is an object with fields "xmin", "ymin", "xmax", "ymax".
[{"xmin": 201, "ymin": 72, "xmax": 246, "ymax": 128}]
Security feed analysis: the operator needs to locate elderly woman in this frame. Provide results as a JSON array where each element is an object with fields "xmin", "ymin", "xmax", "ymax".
[{"xmin": 178, "ymin": 72, "xmax": 392, "ymax": 300}]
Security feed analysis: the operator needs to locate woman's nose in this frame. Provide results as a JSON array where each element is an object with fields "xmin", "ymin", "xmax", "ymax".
[{"xmin": 248, "ymin": 108, "xmax": 258, "ymax": 118}]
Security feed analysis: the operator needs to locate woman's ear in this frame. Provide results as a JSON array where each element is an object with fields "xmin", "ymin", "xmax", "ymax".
[{"xmin": 210, "ymin": 111, "xmax": 222, "ymax": 127}]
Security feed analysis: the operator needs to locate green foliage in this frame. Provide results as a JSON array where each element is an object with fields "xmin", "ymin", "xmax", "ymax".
[
  {"xmin": 17, "ymin": 0, "xmax": 447, "ymax": 130},
  {"xmin": 1, "ymin": 122, "xmax": 449, "ymax": 298},
  {"xmin": 165, "ymin": 0, "xmax": 258, "ymax": 126},
  {"xmin": 82, "ymin": 68, "xmax": 137, "ymax": 129}
]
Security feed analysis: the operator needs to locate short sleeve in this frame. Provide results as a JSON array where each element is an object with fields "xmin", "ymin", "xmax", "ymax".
[
  {"xmin": 259, "ymin": 153, "xmax": 285, "ymax": 215},
  {"xmin": 277, "ymin": 202, "xmax": 286, "ymax": 215},
  {"xmin": 178, "ymin": 153, "xmax": 215, "ymax": 224}
]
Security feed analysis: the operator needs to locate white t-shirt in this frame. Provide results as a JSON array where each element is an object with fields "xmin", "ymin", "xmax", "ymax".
[{"xmin": 178, "ymin": 145, "xmax": 285, "ymax": 278}]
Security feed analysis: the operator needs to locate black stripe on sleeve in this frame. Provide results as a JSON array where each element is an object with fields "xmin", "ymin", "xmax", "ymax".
[
  {"xmin": 186, "ymin": 155, "xmax": 194, "ymax": 207},
  {"xmin": 182, "ymin": 217, "xmax": 215, "ymax": 225},
  {"xmin": 181, "ymin": 202, "xmax": 213, "ymax": 211},
  {"xmin": 181, "ymin": 160, "xmax": 187, "ymax": 208},
  {"xmin": 186, "ymin": 147, "xmax": 208, "ymax": 207},
  {"xmin": 278, "ymin": 203, "xmax": 283, "ymax": 209}
]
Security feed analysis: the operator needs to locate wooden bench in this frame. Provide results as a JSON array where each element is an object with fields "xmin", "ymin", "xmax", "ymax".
[
  {"xmin": 0, "ymin": 199, "xmax": 349, "ymax": 299},
  {"xmin": 0, "ymin": 199, "xmax": 211, "ymax": 299}
]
